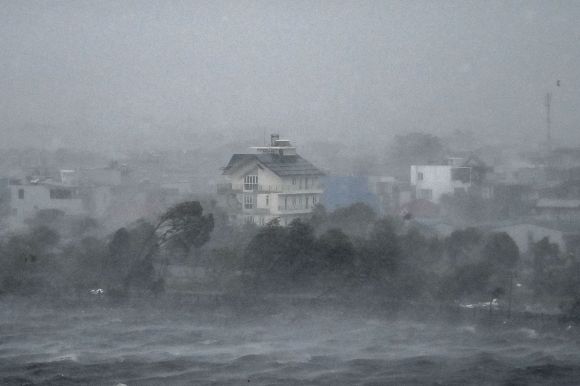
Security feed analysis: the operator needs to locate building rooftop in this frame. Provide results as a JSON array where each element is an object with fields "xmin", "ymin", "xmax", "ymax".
[{"xmin": 223, "ymin": 153, "xmax": 325, "ymax": 177}]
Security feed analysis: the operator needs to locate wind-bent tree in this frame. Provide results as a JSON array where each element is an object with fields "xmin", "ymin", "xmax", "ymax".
[
  {"xmin": 140, "ymin": 201, "xmax": 214, "ymax": 257},
  {"xmin": 161, "ymin": 202, "xmax": 215, "ymax": 257},
  {"xmin": 126, "ymin": 201, "xmax": 214, "ymax": 292}
]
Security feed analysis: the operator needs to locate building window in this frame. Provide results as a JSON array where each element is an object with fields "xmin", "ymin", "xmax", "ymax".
[
  {"xmin": 299, "ymin": 196, "xmax": 303, "ymax": 206},
  {"xmin": 244, "ymin": 175, "xmax": 258, "ymax": 191},
  {"xmin": 265, "ymin": 195, "xmax": 269, "ymax": 206},
  {"xmin": 419, "ymin": 189, "xmax": 433, "ymax": 200},
  {"xmin": 292, "ymin": 178, "xmax": 296, "ymax": 185},
  {"xmin": 417, "ymin": 172, "xmax": 424, "ymax": 181},
  {"xmin": 305, "ymin": 178, "xmax": 309, "ymax": 189},
  {"xmin": 292, "ymin": 197, "xmax": 296, "ymax": 207},
  {"xmin": 244, "ymin": 215, "xmax": 255, "ymax": 224},
  {"xmin": 18, "ymin": 189, "xmax": 24, "ymax": 199},
  {"xmin": 306, "ymin": 196, "xmax": 310, "ymax": 208},
  {"xmin": 244, "ymin": 194, "xmax": 254, "ymax": 209}
]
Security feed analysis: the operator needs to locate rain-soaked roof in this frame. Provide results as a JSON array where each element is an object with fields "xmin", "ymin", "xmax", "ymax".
[{"xmin": 223, "ymin": 153, "xmax": 325, "ymax": 177}]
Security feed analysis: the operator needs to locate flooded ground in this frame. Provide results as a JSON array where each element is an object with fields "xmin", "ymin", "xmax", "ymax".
[{"xmin": 1, "ymin": 297, "xmax": 580, "ymax": 385}]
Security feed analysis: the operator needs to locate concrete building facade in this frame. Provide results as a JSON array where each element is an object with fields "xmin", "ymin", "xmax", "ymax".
[
  {"xmin": 410, "ymin": 164, "xmax": 472, "ymax": 203},
  {"xmin": 219, "ymin": 135, "xmax": 325, "ymax": 226}
]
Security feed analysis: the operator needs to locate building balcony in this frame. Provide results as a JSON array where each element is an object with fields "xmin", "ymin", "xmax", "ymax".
[
  {"xmin": 276, "ymin": 206, "xmax": 315, "ymax": 214},
  {"xmin": 243, "ymin": 207, "xmax": 271, "ymax": 215}
]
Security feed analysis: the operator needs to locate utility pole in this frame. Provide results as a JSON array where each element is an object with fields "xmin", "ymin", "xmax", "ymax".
[
  {"xmin": 545, "ymin": 81, "xmax": 561, "ymax": 155},
  {"xmin": 545, "ymin": 92, "xmax": 552, "ymax": 153},
  {"xmin": 508, "ymin": 271, "xmax": 513, "ymax": 320}
]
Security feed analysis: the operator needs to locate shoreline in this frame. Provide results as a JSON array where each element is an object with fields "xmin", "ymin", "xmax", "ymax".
[{"xmin": 0, "ymin": 291, "xmax": 567, "ymax": 330}]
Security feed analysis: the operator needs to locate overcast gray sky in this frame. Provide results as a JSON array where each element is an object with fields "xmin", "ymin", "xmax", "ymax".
[{"xmin": 2, "ymin": 0, "xmax": 580, "ymax": 150}]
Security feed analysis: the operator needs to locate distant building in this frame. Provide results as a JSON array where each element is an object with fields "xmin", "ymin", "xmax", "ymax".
[
  {"xmin": 409, "ymin": 155, "xmax": 490, "ymax": 204},
  {"xmin": 321, "ymin": 176, "xmax": 380, "ymax": 213},
  {"xmin": 536, "ymin": 199, "xmax": 580, "ymax": 222},
  {"xmin": 219, "ymin": 134, "xmax": 325, "ymax": 226},
  {"xmin": 3, "ymin": 166, "xmax": 123, "ymax": 228},
  {"xmin": 7, "ymin": 181, "xmax": 86, "ymax": 227},
  {"xmin": 410, "ymin": 164, "xmax": 471, "ymax": 203},
  {"xmin": 494, "ymin": 223, "xmax": 566, "ymax": 255},
  {"xmin": 59, "ymin": 167, "xmax": 124, "ymax": 187},
  {"xmin": 367, "ymin": 176, "xmax": 413, "ymax": 215}
]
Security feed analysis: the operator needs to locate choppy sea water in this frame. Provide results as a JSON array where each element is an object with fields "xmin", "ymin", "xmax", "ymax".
[{"xmin": 1, "ymin": 298, "xmax": 580, "ymax": 386}]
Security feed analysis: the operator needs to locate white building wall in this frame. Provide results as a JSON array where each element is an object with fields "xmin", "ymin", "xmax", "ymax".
[
  {"xmin": 221, "ymin": 159, "xmax": 323, "ymax": 226},
  {"xmin": 270, "ymin": 194, "xmax": 280, "ymax": 214},
  {"xmin": 411, "ymin": 165, "xmax": 453, "ymax": 202},
  {"xmin": 225, "ymin": 164, "xmax": 256, "ymax": 187},
  {"xmin": 257, "ymin": 166, "xmax": 282, "ymax": 190},
  {"xmin": 225, "ymin": 162, "xmax": 285, "ymax": 191},
  {"xmin": 410, "ymin": 165, "xmax": 471, "ymax": 203},
  {"xmin": 8, "ymin": 185, "xmax": 86, "ymax": 227}
]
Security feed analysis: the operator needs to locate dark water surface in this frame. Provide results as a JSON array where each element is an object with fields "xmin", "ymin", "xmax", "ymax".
[{"xmin": 1, "ymin": 298, "xmax": 580, "ymax": 385}]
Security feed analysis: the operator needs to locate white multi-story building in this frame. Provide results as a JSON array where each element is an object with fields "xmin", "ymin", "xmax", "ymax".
[
  {"xmin": 219, "ymin": 135, "xmax": 325, "ymax": 226},
  {"xmin": 7, "ymin": 182, "xmax": 86, "ymax": 227},
  {"xmin": 4, "ymin": 167, "xmax": 119, "ymax": 228},
  {"xmin": 410, "ymin": 162, "xmax": 472, "ymax": 203}
]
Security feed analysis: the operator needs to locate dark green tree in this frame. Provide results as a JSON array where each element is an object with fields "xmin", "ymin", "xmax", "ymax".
[
  {"xmin": 357, "ymin": 218, "xmax": 401, "ymax": 287},
  {"xmin": 124, "ymin": 201, "xmax": 214, "ymax": 293},
  {"xmin": 531, "ymin": 237, "xmax": 562, "ymax": 299},
  {"xmin": 316, "ymin": 228, "xmax": 355, "ymax": 273},
  {"xmin": 438, "ymin": 261, "xmax": 493, "ymax": 300},
  {"xmin": 481, "ymin": 232, "xmax": 520, "ymax": 270},
  {"xmin": 286, "ymin": 219, "xmax": 317, "ymax": 280},
  {"xmin": 242, "ymin": 222, "xmax": 289, "ymax": 290},
  {"xmin": 0, "ymin": 226, "xmax": 61, "ymax": 294},
  {"xmin": 157, "ymin": 201, "xmax": 215, "ymax": 257},
  {"xmin": 445, "ymin": 227, "xmax": 483, "ymax": 266},
  {"xmin": 310, "ymin": 204, "xmax": 328, "ymax": 229},
  {"xmin": 326, "ymin": 202, "xmax": 377, "ymax": 238}
]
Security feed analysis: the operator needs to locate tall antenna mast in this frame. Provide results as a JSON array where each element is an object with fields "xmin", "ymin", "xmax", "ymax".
[{"xmin": 545, "ymin": 92, "xmax": 552, "ymax": 153}]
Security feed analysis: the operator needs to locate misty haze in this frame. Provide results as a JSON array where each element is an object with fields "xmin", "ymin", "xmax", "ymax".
[{"xmin": 2, "ymin": 1, "xmax": 580, "ymax": 385}]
